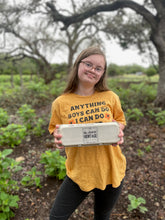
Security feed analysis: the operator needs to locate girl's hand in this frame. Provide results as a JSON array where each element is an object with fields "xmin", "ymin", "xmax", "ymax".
[
  {"xmin": 112, "ymin": 120, "xmax": 125, "ymax": 146},
  {"xmin": 53, "ymin": 125, "xmax": 64, "ymax": 149}
]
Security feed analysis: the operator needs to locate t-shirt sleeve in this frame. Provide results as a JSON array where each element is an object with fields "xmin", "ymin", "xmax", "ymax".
[
  {"xmin": 112, "ymin": 94, "xmax": 126, "ymax": 125},
  {"xmin": 48, "ymin": 98, "xmax": 62, "ymax": 134}
]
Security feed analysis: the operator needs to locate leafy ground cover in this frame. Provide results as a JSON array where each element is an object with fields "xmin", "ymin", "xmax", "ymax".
[
  {"xmin": 2, "ymin": 107, "xmax": 163, "ymax": 220},
  {"xmin": 0, "ymin": 75, "xmax": 164, "ymax": 220}
]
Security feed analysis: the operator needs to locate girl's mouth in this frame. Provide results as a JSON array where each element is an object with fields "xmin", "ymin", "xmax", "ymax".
[{"xmin": 86, "ymin": 72, "xmax": 96, "ymax": 79}]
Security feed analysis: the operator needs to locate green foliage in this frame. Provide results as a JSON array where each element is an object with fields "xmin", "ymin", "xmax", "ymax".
[
  {"xmin": 0, "ymin": 79, "xmax": 52, "ymax": 111},
  {"xmin": 126, "ymin": 108, "xmax": 144, "ymax": 121},
  {"xmin": 155, "ymin": 110, "xmax": 165, "ymax": 126},
  {"xmin": 40, "ymin": 150, "xmax": 66, "ymax": 180},
  {"xmin": 147, "ymin": 109, "xmax": 156, "ymax": 120},
  {"xmin": 128, "ymin": 194, "xmax": 148, "ymax": 214},
  {"xmin": 147, "ymin": 109, "xmax": 165, "ymax": 126},
  {"xmin": 32, "ymin": 118, "xmax": 45, "ymax": 136},
  {"xmin": 0, "ymin": 55, "xmax": 37, "ymax": 75},
  {"xmin": 21, "ymin": 166, "xmax": 42, "ymax": 188},
  {"xmin": 108, "ymin": 81, "xmax": 157, "ymax": 111},
  {"xmin": 0, "ymin": 108, "xmax": 9, "ymax": 126},
  {"xmin": 52, "ymin": 63, "xmax": 67, "ymax": 74},
  {"xmin": 145, "ymin": 145, "xmax": 152, "ymax": 153},
  {"xmin": 130, "ymin": 83, "xmax": 157, "ymax": 102},
  {"xmin": 107, "ymin": 63, "xmax": 146, "ymax": 76},
  {"xmin": 137, "ymin": 149, "xmax": 144, "ymax": 157},
  {"xmin": 0, "ymin": 124, "xmax": 27, "ymax": 147},
  {"xmin": 0, "ymin": 149, "xmax": 22, "ymax": 220},
  {"xmin": 107, "ymin": 63, "xmax": 123, "ymax": 76},
  {"xmin": 49, "ymin": 79, "xmax": 66, "ymax": 96},
  {"xmin": 26, "ymin": 81, "xmax": 48, "ymax": 93},
  {"xmin": 0, "ymin": 192, "xmax": 19, "ymax": 220},
  {"xmin": 0, "ymin": 105, "xmax": 45, "ymax": 148},
  {"xmin": 17, "ymin": 104, "xmax": 36, "ymax": 129},
  {"xmin": 144, "ymin": 65, "xmax": 157, "ymax": 76},
  {"xmin": 0, "ymin": 149, "xmax": 22, "ymax": 192},
  {"xmin": 17, "ymin": 104, "xmax": 45, "ymax": 135}
]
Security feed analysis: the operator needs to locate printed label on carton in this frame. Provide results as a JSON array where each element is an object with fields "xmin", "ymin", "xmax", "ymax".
[{"xmin": 82, "ymin": 127, "xmax": 98, "ymax": 144}]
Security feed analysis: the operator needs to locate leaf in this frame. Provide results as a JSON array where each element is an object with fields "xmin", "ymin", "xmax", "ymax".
[
  {"xmin": 9, "ymin": 196, "xmax": 19, "ymax": 208},
  {"xmin": 128, "ymin": 204, "xmax": 134, "ymax": 212},
  {"xmin": 2, "ymin": 149, "xmax": 13, "ymax": 158},
  {"xmin": 3, "ymin": 206, "xmax": 10, "ymax": 212},
  {"xmin": 0, "ymin": 212, "xmax": 7, "ymax": 220},
  {"xmin": 139, "ymin": 206, "xmax": 148, "ymax": 213},
  {"xmin": 128, "ymin": 194, "xmax": 136, "ymax": 201},
  {"xmin": 137, "ymin": 197, "xmax": 146, "ymax": 204},
  {"xmin": 35, "ymin": 177, "xmax": 41, "ymax": 187},
  {"xmin": 21, "ymin": 176, "xmax": 31, "ymax": 182},
  {"xmin": 0, "ymin": 192, "xmax": 8, "ymax": 200}
]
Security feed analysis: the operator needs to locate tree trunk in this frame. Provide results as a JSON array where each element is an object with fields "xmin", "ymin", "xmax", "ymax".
[
  {"xmin": 18, "ymin": 66, "xmax": 23, "ymax": 89},
  {"xmin": 151, "ymin": 15, "xmax": 165, "ymax": 108},
  {"xmin": 10, "ymin": 71, "xmax": 14, "ymax": 88},
  {"xmin": 67, "ymin": 48, "xmax": 74, "ymax": 75},
  {"xmin": 154, "ymin": 54, "xmax": 165, "ymax": 108}
]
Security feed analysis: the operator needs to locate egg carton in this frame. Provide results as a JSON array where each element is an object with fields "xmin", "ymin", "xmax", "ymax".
[{"xmin": 58, "ymin": 122, "xmax": 120, "ymax": 147}]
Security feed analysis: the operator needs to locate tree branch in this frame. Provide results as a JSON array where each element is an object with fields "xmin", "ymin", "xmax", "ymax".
[{"xmin": 46, "ymin": 0, "xmax": 157, "ymax": 31}]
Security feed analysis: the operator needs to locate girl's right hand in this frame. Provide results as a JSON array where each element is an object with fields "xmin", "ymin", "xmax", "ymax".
[{"xmin": 53, "ymin": 125, "xmax": 64, "ymax": 149}]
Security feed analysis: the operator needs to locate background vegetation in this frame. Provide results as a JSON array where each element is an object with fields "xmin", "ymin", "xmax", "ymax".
[{"xmin": 0, "ymin": 62, "xmax": 164, "ymax": 219}]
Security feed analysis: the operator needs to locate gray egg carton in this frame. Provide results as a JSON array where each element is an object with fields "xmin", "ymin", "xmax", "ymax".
[{"xmin": 58, "ymin": 122, "xmax": 120, "ymax": 147}]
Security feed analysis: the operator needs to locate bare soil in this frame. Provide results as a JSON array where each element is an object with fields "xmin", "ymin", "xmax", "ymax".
[{"xmin": 5, "ymin": 107, "xmax": 165, "ymax": 220}]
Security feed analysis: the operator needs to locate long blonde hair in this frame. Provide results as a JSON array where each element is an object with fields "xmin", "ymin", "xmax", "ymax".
[{"xmin": 63, "ymin": 46, "xmax": 109, "ymax": 93}]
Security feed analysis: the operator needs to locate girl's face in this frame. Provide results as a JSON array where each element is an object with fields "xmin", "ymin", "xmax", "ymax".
[{"xmin": 78, "ymin": 54, "xmax": 105, "ymax": 88}]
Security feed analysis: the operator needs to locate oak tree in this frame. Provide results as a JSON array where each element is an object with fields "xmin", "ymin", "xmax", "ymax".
[{"xmin": 47, "ymin": 0, "xmax": 165, "ymax": 108}]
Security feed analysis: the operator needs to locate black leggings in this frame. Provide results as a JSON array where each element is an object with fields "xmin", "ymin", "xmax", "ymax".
[{"xmin": 50, "ymin": 176, "xmax": 123, "ymax": 220}]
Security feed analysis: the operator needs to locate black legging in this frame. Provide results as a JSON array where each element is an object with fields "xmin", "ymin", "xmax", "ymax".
[{"xmin": 50, "ymin": 176, "xmax": 123, "ymax": 220}]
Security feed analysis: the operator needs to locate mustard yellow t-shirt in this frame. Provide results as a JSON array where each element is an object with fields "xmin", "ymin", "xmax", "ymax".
[{"xmin": 48, "ymin": 91, "xmax": 126, "ymax": 191}]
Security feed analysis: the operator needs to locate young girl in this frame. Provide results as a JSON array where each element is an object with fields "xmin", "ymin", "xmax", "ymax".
[{"xmin": 48, "ymin": 46, "xmax": 126, "ymax": 220}]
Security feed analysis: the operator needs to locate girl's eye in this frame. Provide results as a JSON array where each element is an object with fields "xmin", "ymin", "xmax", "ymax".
[
  {"xmin": 86, "ymin": 62, "xmax": 92, "ymax": 68},
  {"xmin": 96, "ymin": 67, "xmax": 102, "ymax": 72}
]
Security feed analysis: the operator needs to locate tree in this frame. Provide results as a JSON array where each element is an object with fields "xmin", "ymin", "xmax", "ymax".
[
  {"xmin": 46, "ymin": 0, "xmax": 104, "ymax": 75},
  {"xmin": 0, "ymin": 0, "xmax": 59, "ymax": 84},
  {"xmin": 56, "ymin": 21, "xmax": 104, "ymax": 75},
  {"xmin": 46, "ymin": 0, "xmax": 165, "ymax": 108}
]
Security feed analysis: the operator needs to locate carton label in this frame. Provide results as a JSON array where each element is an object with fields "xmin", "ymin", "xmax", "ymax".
[{"xmin": 82, "ymin": 127, "xmax": 98, "ymax": 144}]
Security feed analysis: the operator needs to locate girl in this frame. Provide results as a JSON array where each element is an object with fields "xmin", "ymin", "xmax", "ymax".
[{"xmin": 49, "ymin": 46, "xmax": 126, "ymax": 220}]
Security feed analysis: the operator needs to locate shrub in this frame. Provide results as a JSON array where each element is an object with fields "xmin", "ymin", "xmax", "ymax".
[
  {"xmin": 17, "ymin": 104, "xmax": 36, "ymax": 129},
  {"xmin": 0, "ymin": 124, "xmax": 27, "ymax": 148},
  {"xmin": 129, "ymin": 82, "xmax": 157, "ymax": 105},
  {"xmin": 144, "ymin": 66, "xmax": 157, "ymax": 76},
  {"xmin": 49, "ymin": 79, "xmax": 66, "ymax": 96},
  {"xmin": 126, "ymin": 108, "xmax": 144, "ymax": 121},
  {"xmin": 155, "ymin": 110, "xmax": 165, "ymax": 126},
  {"xmin": 32, "ymin": 118, "xmax": 45, "ymax": 136},
  {"xmin": 0, "ymin": 108, "xmax": 9, "ymax": 127},
  {"xmin": 147, "ymin": 109, "xmax": 165, "ymax": 126},
  {"xmin": 40, "ymin": 150, "xmax": 66, "ymax": 180},
  {"xmin": 111, "ymin": 82, "xmax": 157, "ymax": 110},
  {"xmin": 17, "ymin": 104, "xmax": 45, "ymax": 136},
  {"xmin": 21, "ymin": 166, "xmax": 42, "ymax": 188},
  {"xmin": 0, "ymin": 149, "xmax": 22, "ymax": 219},
  {"xmin": 0, "ymin": 192, "xmax": 20, "ymax": 220}
]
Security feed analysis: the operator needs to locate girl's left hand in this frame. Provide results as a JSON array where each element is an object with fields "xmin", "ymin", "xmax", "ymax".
[{"xmin": 112, "ymin": 120, "xmax": 125, "ymax": 146}]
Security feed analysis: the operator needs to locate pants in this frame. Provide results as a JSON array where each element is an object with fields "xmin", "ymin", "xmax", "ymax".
[{"xmin": 50, "ymin": 176, "xmax": 123, "ymax": 220}]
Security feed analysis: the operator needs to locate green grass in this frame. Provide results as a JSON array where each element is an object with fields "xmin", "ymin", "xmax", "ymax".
[{"xmin": 109, "ymin": 74, "xmax": 159, "ymax": 83}]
